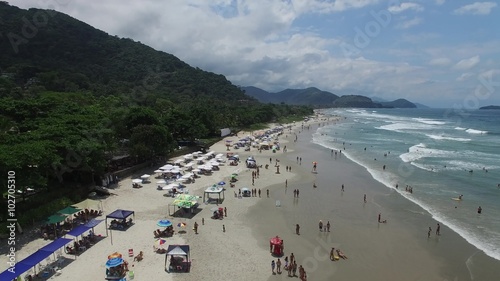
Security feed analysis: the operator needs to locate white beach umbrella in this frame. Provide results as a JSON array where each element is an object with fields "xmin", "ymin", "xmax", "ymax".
[
  {"xmin": 132, "ymin": 179, "xmax": 143, "ymax": 183},
  {"xmin": 215, "ymin": 153, "xmax": 224, "ymax": 158},
  {"xmin": 156, "ymin": 179, "xmax": 167, "ymax": 184},
  {"xmin": 154, "ymin": 169, "xmax": 164, "ymax": 173},
  {"xmin": 140, "ymin": 174, "xmax": 151, "ymax": 179},
  {"xmin": 161, "ymin": 164, "xmax": 174, "ymax": 169},
  {"xmin": 192, "ymin": 169, "xmax": 201, "ymax": 173},
  {"xmin": 174, "ymin": 159, "xmax": 183, "ymax": 164},
  {"xmin": 183, "ymin": 154, "xmax": 193, "ymax": 159},
  {"xmin": 209, "ymin": 161, "xmax": 219, "ymax": 166}
]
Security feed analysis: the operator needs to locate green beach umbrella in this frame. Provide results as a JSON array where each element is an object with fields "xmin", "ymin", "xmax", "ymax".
[
  {"xmin": 46, "ymin": 214, "xmax": 67, "ymax": 224},
  {"xmin": 57, "ymin": 206, "xmax": 81, "ymax": 215}
]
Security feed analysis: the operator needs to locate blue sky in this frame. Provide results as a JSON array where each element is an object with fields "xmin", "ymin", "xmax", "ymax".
[{"xmin": 13, "ymin": 0, "xmax": 500, "ymax": 107}]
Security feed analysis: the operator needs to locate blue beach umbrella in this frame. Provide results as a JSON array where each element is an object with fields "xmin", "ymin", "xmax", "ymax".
[
  {"xmin": 157, "ymin": 219, "xmax": 172, "ymax": 227},
  {"xmin": 106, "ymin": 257, "xmax": 124, "ymax": 268}
]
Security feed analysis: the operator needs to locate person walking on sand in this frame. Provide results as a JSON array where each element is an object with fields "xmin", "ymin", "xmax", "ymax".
[
  {"xmin": 326, "ymin": 221, "xmax": 330, "ymax": 232},
  {"xmin": 342, "ymin": 184, "xmax": 344, "ymax": 192},
  {"xmin": 296, "ymin": 224, "xmax": 300, "ymax": 235},
  {"xmin": 292, "ymin": 261, "xmax": 297, "ymax": 277},
  {"xmin": 258, "ymin": 189, "xmax": 261, "ymax": 197},
  {"xmin": 224, "ymin": 207, "xmax": 227, "ymax": 217},
  {"xmin": 319, "ymin": 220, "xmax": 323, "ymax": 232},
  {"xmin": 223, "ymin": 225, "xmax": 226, "ymax": 232},
  {"xmin": 271, "ymin": 260, "xmax": 276, "ymax": 274},
  {"xmin": 267, "ymin": 189, "xmax": 270, "ymax": 197},
  {"xmin": 378, "ymin": 213, "xmax": 381, "ymax": 223},
  {"xmin": 428, "ymin": 227, "xmax": 431, "ymax": 238},
  {"xmin": 364, "ymin": 194, "xmax": 367, "ymax": 203},
  {"xmin": 436, "ymin": 223, "xmax": 441, "ymax": 236},
  {"xmin": 296, "ymin": 189, "xmax": 299, "ymax": 197},
  {"xmin": 276, "ymin": 258, "xmax": 282, "ymax": 274}
]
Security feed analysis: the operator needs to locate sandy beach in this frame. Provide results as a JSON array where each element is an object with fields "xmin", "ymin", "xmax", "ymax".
[{"xmin": 3, "ymin": 111, "xmax": 500, "ymax": 281}]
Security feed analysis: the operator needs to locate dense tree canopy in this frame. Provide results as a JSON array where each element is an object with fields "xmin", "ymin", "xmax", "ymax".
[{"xmin": 0, "ymin": 3, "xmax": 313, "ymax": 195}]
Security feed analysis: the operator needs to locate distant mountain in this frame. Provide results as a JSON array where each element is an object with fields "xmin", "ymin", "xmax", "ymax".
[
  {"xmin": 479, "ymin": 105, "xmax": 500, "ymax": 110},
  {"xmin": 414, "ymin": 103, "xmax": 430, "ymax": 109},
  {"xmin": 371, "ymin": 96, "xmax": 389, "ymax": 103},
  {"xmin": 379, "ymin": 99, "xmax": 416, "ymax": 108},
  {"xmin": 240, "ymin": 86, "xmax": 339, "ymax": 106},
  {"xmin": 332, "ymin": 95, "xmax": 383, "ymax": 108}
]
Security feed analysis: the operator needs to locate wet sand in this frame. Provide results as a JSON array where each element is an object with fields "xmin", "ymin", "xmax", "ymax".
[{"xmin": 246, "ymin": 121, "xmax": 500, "ymax": 281}]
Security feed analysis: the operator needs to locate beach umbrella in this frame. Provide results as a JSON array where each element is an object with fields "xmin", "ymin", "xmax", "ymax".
[
  {"xmin": 156, "ymin": 179, "xmax": 167, "ymax": 184},
  {"xmin": 154, "ymin": 169, "xmax": 164, "ymax": 173},
  {"xmin": 105, "ymin": 257, "xmax": 124, "ymax": 268},
  {"xmin": 57, "ymin": 206, "xmax": 81, "ymax": 215},
  {"xmin": 157, "ymin": 219, "xmax": 173, "ymax": 227},
  {"xmin": 132, "ymin": 179, "xmax": 143, "ymax": 183},
  {"xmin": 140, "ymin": 174, "xmax": 151, "ymax": 179},
  {"xmin": 155, "ymin": 238, "xmax": 167, "ymax": 247},
  {"xmin": 108, "ymin": 252, "xmax": 122, "ymax": 259}
]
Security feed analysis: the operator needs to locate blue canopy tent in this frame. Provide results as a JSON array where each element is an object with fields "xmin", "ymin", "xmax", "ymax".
[
  {"xmin": 105, "ymin": 209, "xmax": 135, "ymax": 245},
  {"xmin": 66, "ymin": 224, "xmax": 90, "ymax": 237},
  {"xmin": 0, "ymin": 238, "xmax": 72, "ymax": 280},
  {"xmin": 0, "ymin": 261, "xmax": 33, "ymax": 280}
]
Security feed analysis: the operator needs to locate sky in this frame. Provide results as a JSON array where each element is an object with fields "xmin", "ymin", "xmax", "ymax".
[{"xmin": 11, "ymin": 0, "xmax": 500, "ymax": 107}]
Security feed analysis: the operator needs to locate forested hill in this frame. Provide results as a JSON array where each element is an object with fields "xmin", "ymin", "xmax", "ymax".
[
  {"xmin": 0, "ymin": 3, "xmax": 250, "ymax": 103},
  {"xmin": 0, "ymin": 2, "xmax": 312, "ymax": 205}
]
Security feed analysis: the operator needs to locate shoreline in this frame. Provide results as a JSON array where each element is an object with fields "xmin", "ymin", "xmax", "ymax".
[{"xmin": 244, "ymin": 115, "xmax": 500, "ymax": 280}]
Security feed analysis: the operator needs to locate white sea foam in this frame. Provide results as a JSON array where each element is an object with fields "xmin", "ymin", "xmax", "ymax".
[
  {"xmin": 410, "ymin": 162, "xmax": 438, "ymax": 172},
  {"xmin": 377, "ymin": 122, "xmax": 434, "ymax": 133},
  {"xmin": 466, "ymin": 128, "xmax": 488, "ymax": 134},
  {"xmin": 455, "ymin": 127, "xmax": 467, "ymax": 130},
  {"xmin": 413, "ymin": 118, "xmax": 446, "ymax": 125},
  {"xmin": 399, "ymin": 143, "xmax": 453, "ymax": 162},
  {"xmin": 425, "ymin": 134, "xmax": 471, "ymax": 142}
]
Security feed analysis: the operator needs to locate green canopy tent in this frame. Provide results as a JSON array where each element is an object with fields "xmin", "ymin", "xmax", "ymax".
[
  {"xmin": 46, "ymin": 215, "xmax": 67, "ymax": 224},
  {"xmin": 58, "ymin": 206, "xmax": 81, "ymax": 215}
]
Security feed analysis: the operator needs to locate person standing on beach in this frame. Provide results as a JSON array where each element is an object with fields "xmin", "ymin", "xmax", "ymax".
[
  {"xmin": 296, "ymin": 189, "xmax": 300, "ymax": 197},
  {"xmin": 193, "ymin": 221, "xmax": 198, "ymax": 234},
  {"xmin": 258, "ymin": 189, "xmax": 261, "ymax": 197},
  {"xmin": 285, "ymin": 179, "xmax": 288, "ymax": 188},
  {"xmin": 478, "ymin": 206, "xmax": 482, "ymax": 214},
  {"xmin": 296, "ymin": 224, "xmax": 300, "ymax": 235},
  {"xmin": 271, "ymin": 260, "xmax": 276, "ymax": 274},
  {"xmin": 292, "ymin": 261, "xmax": 297, "ymax": 277},
  {"xmin": 326, "ymin": 221, "xmax": 331, "ymax": 232},
  {"xmin": 364, "ymin": 194, "xmax": 367, "ymax": 203},
  {"xmin": 267, "ymin": 189, "xmax": 270, "ymax": 197},
  {"xmin": 276, "ymin": 258, "xmax": 282, "ymax": 274},
  {"xmin": 378, "ymin": 213, "xmax": 381, "ymax": 223},
  {"xmin": 224, "ymin": 207, "xmax": 227, "ymax": 217},
  {"xmin": 428, "ymin": 227, "xmax": 431, "ymax": 238},
  {"xmin": 223, "ymin": 225, "xmax": 226, "ymax": 232},
  {"xmin": 319, "ymin": 220, "xmax": 323, "ymax": 232},
  {"xmin": 341, "ymin": 184, "xmax": 344, "ymax": 192},
  {"xmin": 436, "ymin": 223, "xmax": 440, "ymax": 236},
  {"xmin": 300, "ymin": 157, "xmax": 302, "ymax": 165}
]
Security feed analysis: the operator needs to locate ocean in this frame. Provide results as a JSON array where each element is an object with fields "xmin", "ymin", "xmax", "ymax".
[{"xmin": 312, "ymin": 108, "xmax": 500, "ymax": 261}]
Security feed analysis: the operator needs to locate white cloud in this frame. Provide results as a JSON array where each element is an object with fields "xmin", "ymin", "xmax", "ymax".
[
  {"xmin": 456, "ymin": 73, "xmax": 474, "ymax": 81},
  {"xmin": 453, "ymin": 55, "xmax": 481, "ymax": 70},
  {"xmin": 435, "ymin": 0, "xmax": 445, "ymax": 5},
  {"xmin": 429, "ymin": 58, "xmax": 452, "ymax": 66},
  {"xmin": 395, "ymin": 17, "xmax": 423, "ymax": 29},
  {"xmin": 453, "ymin": 2, "xmax": 497, "ymax": 15},
  {"xmin": 388, "ymin": 3, "xmax": 424, "ymax": 14}
]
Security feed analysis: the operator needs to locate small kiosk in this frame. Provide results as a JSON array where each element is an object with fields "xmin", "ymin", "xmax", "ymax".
[{"xmin": 270, "ymin": 236, "xmax": 284, "ymax": 257}]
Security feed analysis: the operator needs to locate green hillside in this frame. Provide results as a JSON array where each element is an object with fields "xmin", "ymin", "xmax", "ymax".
[{"xmin": 0, "ymin": 2, "xmax": 312, "ymax": 227}]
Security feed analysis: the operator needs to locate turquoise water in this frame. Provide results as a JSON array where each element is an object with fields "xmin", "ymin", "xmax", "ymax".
[{"xmin": 312, "ymin": 108, "xmax": 500, "ymax": 261}]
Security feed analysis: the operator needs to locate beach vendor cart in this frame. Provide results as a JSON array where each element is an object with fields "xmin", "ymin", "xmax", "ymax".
[{"xmin": 270, "ymin": 236, "xmax": 284, "ymax": 257}]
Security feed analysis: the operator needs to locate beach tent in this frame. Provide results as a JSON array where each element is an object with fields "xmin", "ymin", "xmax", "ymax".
[
  {"xmin": 57, "ymin": 206, "xmax": 81, "ymax": 216},
  {"xmin": 165, "ymin": 245, "xmax": 191, "ymax": 272},
  {"xmin": 46, "ymin": 214, "xmax": 68, "ymax": 224},
  {"xmin": 72, "ymin": 199, "xmax": 102, "ymax": 211},
  {"xmin": 203, "ymin": 185, "xmax": 225, "ymax": 204},
  {"xmin": 0, "ymin": 238, "xmax": 73, "ymax": 280},
  {"xmin": 105, "ymin": 209, "xmax": 135, "ymax": 244}
]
